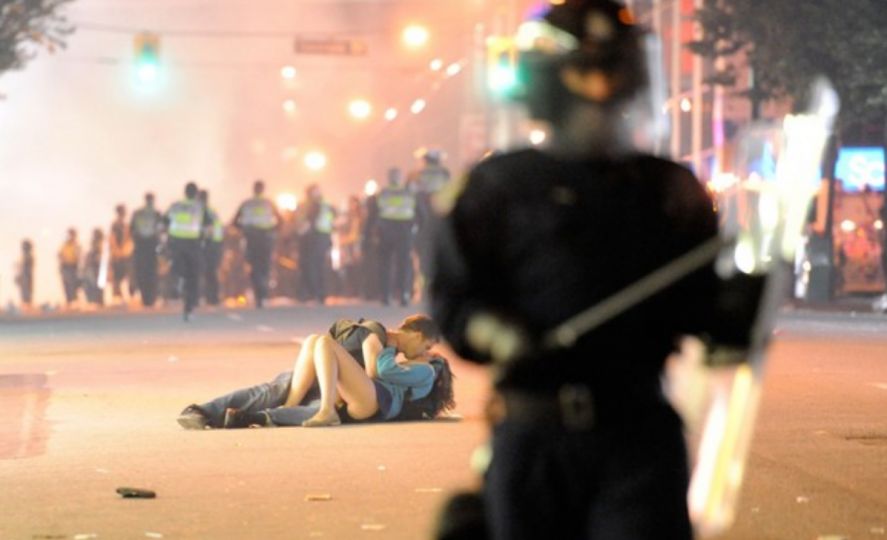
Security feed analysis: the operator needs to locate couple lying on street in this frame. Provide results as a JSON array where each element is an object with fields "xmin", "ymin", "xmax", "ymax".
[{"xmin": 177, "ymin": 315, "xmax": 455, "ymax": 429}]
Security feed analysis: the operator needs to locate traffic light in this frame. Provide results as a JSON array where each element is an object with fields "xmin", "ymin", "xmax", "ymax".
[
  {"xmin": 133, "ymin": 32, "xmax": 161, "ymax": 86},
  {"xmin": 486, "ymin": 36, "xmax": 518, "ymax": 98}
]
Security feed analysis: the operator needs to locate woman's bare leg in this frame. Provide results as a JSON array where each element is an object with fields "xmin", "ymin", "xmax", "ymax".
[
  {"xmin": 303, "ymin": 335, "xmax": 378, "ymax": 426},
  {"xmin": 282, "ymin": 334, "xmax": 320, "ymax": 407}
]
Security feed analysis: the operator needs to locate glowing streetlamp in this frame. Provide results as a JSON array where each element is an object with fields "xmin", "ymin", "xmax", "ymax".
[
  {"xmin": 282, "ymin": 99, "xmax": 297, "ymax": 114},
  {"xmin": 402, "ymin": 24, "xmax": 430, "ymax": 49},
  {"xmin": 348, "ymin": 98, "xmax": 373, "ymax": 120},
  {"xmin": 445, "ymin": 61, "xmax": 463, "ymax": 77},
  {"xmin": 304, "ymin": 151, "xmax": 328, "ymax": 172},
  {"xmin": 429, "ymin": 58, "xmax": 444, "ymax": 71},
  {"xmin": 410, "ymin": 98, "xmax": 427, "ymax": 115},
  {"xmin": 364, "ymin": 179, "xmax": 379, "ymax": 197},
  {"xmin": 384, "ymin": 108, "xmax": 398, "ymax": 121},
  {"xmin": 280, "ymin": 66, "xmax": 297, "ymax": 80},
  {"xmin": 276, "ymin": 192, "xmax": 298, "ymax": 212}
]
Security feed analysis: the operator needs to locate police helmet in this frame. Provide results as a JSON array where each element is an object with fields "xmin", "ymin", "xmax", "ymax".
[
  {"xmin": 513, "ymin": 0, "xmax": 648, "ymax": 124},
  {"xmin": 414, "ymin": 146, "xmax": 444, "ymax": 164}
]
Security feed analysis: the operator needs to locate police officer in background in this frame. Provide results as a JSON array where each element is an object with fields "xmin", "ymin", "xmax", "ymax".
[
  {"xmin": 130, "ymin": 192, "xmax": 163, "ymax": 307},
  {"xmin": 377, "ymin": 167, "xmax": 417, "ymax": 306},
  {"xmin": 409, "ymin": 148, "xmax": 451, "ymax": 290},
  {"xmin": 199, "ymin": 189, "xmax": 224, "ymax": 306},
  {"xmin": 165, "ymin": 181, "xmax": 210, "ymax": 321},
  {"xmin": 233, "ymin": 179, "xmax": 281, "ymax": 308},
  {"xmin": 431, "ymin": 2, "xmax": 720, "ymax": 538},
  {"xmin": 298, "ymin": 183, "xmax": 335, "ymax": 304}
]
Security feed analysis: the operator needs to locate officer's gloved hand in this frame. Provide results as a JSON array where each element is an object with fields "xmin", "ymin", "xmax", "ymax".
[{"xmin": 465, "ymin": 312, "xmax": 534, "ymax": 365}]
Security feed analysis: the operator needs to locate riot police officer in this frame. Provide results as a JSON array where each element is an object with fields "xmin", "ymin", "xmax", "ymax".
[
  {"xmin": 130, "ymin": 192, "xmax": 163, "ymax": 307},
  {"xmin": 410, "ymin": 148, "xmax": 451, "ymax": 290},
  {"xmin": 298, "ymin": 183, "xmax": 335, "ymax": 304},
  {"xmin": 377, "ymin": 167, "xmax": 417, "ymax": 306},
  {"xmin": 199, "ymin": 189, "xmax": 224, "ymax": 306},
  {"xmin": 233, "ymin": 179, "xmax": 281, "ymax": 308},
  {"xmin": 431, "ymin": 2, "xmax": 719, "ymax": 538},
  {"xmin": 165, "ymin": 181, "xmax": 209, "ymax": 321}
]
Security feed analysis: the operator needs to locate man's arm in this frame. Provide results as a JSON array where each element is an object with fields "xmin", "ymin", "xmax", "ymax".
[{"xmin": 361, "ymin": 333, "xmax": 384, "ymax": 379}]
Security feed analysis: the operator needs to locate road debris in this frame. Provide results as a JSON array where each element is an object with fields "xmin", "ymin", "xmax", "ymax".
[
  {"xmin": 795, "ymin": 495, "xmax": 810, "ymax": 504},
  {"xmin": 116, "ymin": 487, "xmax": 156, "ymax": 499},
  {"xmin": 305, "ymin": 493, "xmax": 333, "ymax": 502}
]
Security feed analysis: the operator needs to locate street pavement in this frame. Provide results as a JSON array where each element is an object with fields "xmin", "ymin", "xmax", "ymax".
[{"xmin": 1, "ymin": 303, "xmax": 886, "ymax": 539}]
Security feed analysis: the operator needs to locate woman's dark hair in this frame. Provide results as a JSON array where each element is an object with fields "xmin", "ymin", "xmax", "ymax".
[
  {"xmin": 399, "ymin": 314, "xmax": 441, "ymax": 342},
  {"xmin": 396, "ymin": 356, "xmax": 456, "ymax": 421}
]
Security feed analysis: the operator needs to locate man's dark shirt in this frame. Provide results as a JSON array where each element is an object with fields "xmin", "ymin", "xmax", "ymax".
[{"xmin": 431, "ymin": 149, "xmax": 718, "ymax": 400}]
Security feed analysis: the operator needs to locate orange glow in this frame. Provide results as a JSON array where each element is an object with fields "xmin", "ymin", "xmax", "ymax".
[{"xmin": 618, "ymin": 8, "xmax": 636, "ymax": 25}]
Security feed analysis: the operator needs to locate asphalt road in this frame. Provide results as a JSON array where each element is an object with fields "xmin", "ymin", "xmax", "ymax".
[{"xmin": 1, "ymin": 304, "xmax": 886, "ymax": 539}]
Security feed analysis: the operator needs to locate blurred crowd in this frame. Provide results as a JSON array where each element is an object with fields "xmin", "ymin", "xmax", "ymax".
[{"xmin": 11, "ymin": 149, "xmax": 452, "ymax": 314}]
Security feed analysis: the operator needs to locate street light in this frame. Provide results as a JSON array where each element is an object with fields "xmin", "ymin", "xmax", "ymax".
[
  {"xmin": 348, "ymin": 98, "xmax": 372, "ymax": 120},
  {"xmin": 282, "ymin": 99, "xmax": 297, "ymax": 114},
  {"xmin": 410, "ymin": 99, "xmax": 426, "ymax": 114},
  {"xmin": 445, "ymin": 61, "xmax": 463, "ymax": 77},
  {"xmin": 402, "ymin": 24, "xmax": 430, "ymax": 49},
  {"xmin": 304, "ymin": 151, "xmax": 328, "ymax": 172},
  {"xmin": 384, "ymin": 107, "xmax": 398, "ymax": 121},
  {"xmin": 280, "ymin": 66, "xmax": 297, "ymax": 80},
  {"xmin": 429, "ymin": 58, "xmax": 444, "ymax": 71},
  {"xmin": 276, "ymin": 193, "xmax": 298, "ymax": 212},
  {"xmin": 364, "ymin": 179, "xmax": 379, "ymax": 197}
]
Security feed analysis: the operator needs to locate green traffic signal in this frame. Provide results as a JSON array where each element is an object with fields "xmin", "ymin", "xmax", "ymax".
[
  {"xmin": 486, "ymin": 36, "xmax": 518, "ymax": 98},
  {"xmin": 134, "ymin": 32, "xmax": 161, "ymax": 87}
]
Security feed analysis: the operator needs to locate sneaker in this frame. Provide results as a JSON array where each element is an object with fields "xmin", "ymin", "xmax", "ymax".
[{"xmin": 177, "ymin": 404, "xmax": 209, "ymax": 430}]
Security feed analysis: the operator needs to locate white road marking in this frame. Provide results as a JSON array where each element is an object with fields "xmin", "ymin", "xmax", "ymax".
[
  {"xmin": 226, "ymin": 313, "xmax": 243, "ymax": 321},
  {"xmin": 256, "ymin": 325, "xmax": 274, "ymax": 333}
]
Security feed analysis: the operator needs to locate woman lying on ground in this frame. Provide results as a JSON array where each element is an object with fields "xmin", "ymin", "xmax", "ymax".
[{"xmin": 177, "ymin": 315, "xmax": 455, "ymax": 429}]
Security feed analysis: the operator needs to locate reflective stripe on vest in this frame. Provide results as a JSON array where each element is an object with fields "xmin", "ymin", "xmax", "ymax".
[
  {"xmin": 239, "ymin": 198, "xmax": 277, "ymax": 229},
  {"xmin": 314, "ymin": 203, "xmax": 335, "ymax": 234},
  {"xmin": 378, "ymin": 187, "xmax": 416, "ymax": 221},
  {"xmin": 168, "ymin": 200, "xmax": 203, "ymax": 239},
  {"xmin": 416, "ymin": 165, "xmax": 450, "ymax": 194}
]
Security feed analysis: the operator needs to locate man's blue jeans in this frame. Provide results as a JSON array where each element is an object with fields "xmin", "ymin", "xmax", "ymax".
[{"xmin": 197, "ymin": 371, "xmax": 321, "ymax": 427}]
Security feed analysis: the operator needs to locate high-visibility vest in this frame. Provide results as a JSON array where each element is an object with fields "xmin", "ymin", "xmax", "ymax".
[
  {"xmin": 207, "ymin": 208, "xmax": 224, "ymax": 242},
  {"xmin": 314, "ymin": 203, "xmax": 335, "ymax": 234},
  {"xmin": 414, "ymin": 165, "xmax": 450, "ymax": 194},
  {"xmin": 378, "ymin": 186, "xmax": 417, "ymax": 222},
  {"xmin": 132, "ymin": 208, "xmax": 161, "ymax": 239},
  {"xmin": 167, "ymin": 200, "xmax": 204, "ymax": 239},
  {"xmin": 238, "ymin": 197, "xmax": 278, "ymax": 230}
]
